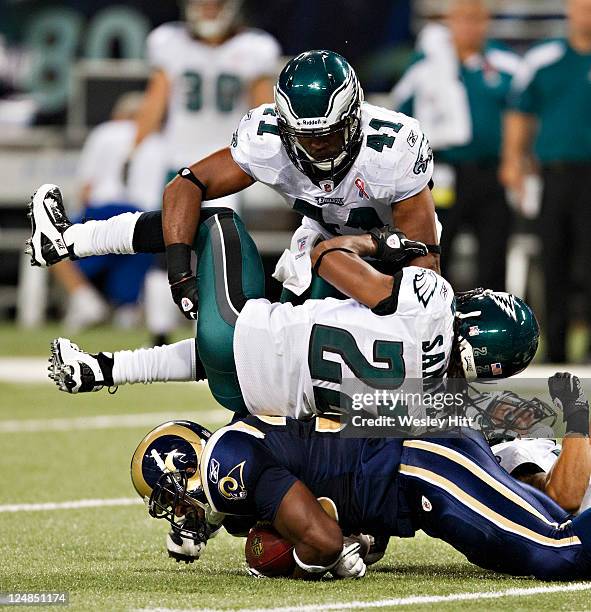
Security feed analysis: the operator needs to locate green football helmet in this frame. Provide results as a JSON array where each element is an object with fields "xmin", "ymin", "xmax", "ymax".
[
  {"xmin": 274, "ymin": 50, "xmax": 364, "ymax": 186},
  {"xmin": 455, "ymin": 289, "xmax": 540, "ymax": 380}
]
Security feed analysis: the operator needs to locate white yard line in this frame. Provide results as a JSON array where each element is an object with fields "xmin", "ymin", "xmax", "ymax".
[
  {"xmin": 3, "ymin": 358, "xmax": 591, "ymax": 384},
  {"xmin": 0, "ymin": 497, "xmax": 141, "ymax": 513},
  {"xmin": 137, "ymin": 582, "xmax": 591, "ymax": 612},
  {"xmin": 0, "ymin": 410, "xmax": 227, "ymax": 433}
]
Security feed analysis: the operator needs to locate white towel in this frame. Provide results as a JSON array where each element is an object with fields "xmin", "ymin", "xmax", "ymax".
[{"xmin": 272, "ymin": 225, "xmax": 325, "ymax": 296}]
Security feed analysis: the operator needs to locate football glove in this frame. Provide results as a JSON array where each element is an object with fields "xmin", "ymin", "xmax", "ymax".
[
  {"xmin": 331, "ymin": 542, "xmax": 367, "ymax": 579},
  {"xmin": 166, "ymin": 513, "xmax": 222, "ymax": 564},
  {"xmin": 369, "ymin": 226, "xmax": 428, "ymax": 266},
  {"xmin": 166, "ymin": 529, "xmax": 204, "ymax": 564},
  {"xmin": 167, "ymin": 243, "xmax": 198, "ymax": 320},
  {"xmin": 548, "ymin": 372, "xmax": 590, "ymax": 436},
  {"xmin": 169, "ymin": 272, "xmax": 199, "ymax": 320}
]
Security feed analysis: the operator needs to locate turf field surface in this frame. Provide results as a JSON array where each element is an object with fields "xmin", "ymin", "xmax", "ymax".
[{"xmin": 1, "ymin": 325, "xmax": 591, "ymax": 610}]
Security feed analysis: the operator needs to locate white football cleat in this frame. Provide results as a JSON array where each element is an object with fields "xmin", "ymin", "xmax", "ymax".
[
  {"xmin": 49, "ymin": 337, "xmax": 113, "ymax": 393},
  {"xmin": 26, "ymin": 184, "xmax": 72, "ymax": 267}
]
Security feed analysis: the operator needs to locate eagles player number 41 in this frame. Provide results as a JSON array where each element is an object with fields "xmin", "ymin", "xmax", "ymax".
[{"xmin": 366, "ymin": 118, "xmax": 403, "ymax": 153}]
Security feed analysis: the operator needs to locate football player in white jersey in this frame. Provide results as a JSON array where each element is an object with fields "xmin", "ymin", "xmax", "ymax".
[
  {"xmin": 135, "ymin": 0, "xmax": 280, "ymax": 179},
  {"xmin": 37, "ymin": 190, "xmax": 539, "ymax": 422},
  {"xmin": 130, "ymin": 0, "xmax": 280, "ymax": 343},
  {"xmin": 28, "ymin": 50, "xmax": 440, "ymax": 323}
]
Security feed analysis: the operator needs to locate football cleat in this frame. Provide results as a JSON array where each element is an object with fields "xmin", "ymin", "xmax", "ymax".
[
  {"xmin": 27, "ymin": 184, "xmax": 72, "ymax": 267},
  {"xmin": 49, "ymin": 338, "xmax": 113, "ymax": 393}
]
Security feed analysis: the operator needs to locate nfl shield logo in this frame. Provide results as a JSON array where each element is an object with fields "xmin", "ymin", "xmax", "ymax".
[
  {"xmin": 319, "ymin": 180, "xmax": 333, "ymax": 192},
  {"xmin": 251, "ymin": 535, "xmax": 264, "ymax": 557}
]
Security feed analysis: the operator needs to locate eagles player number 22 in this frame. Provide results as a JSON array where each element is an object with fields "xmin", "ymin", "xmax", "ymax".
[{"xmin": 308, "ymin": 324, "xmax": 405, "ymax": 413}]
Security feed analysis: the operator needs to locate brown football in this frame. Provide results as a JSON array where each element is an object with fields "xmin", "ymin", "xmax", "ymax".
[{"xmin": 245, "ymin": 523, "xmax": 295, "ymax": 577}]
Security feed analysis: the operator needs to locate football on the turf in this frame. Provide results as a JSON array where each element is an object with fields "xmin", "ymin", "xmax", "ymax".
[{"xmin": 245, "ymin": 524, "xmax": 295, "ymax": 577}]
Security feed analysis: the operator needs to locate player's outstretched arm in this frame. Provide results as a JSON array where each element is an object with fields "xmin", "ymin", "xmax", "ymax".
[
  {"xmin": 544, "ymin": 373, "xmax": 591, "ymax": 512},
  {"xmin": 162, "ymin": 148, "xmax": 254, "ymax": 318},
  {"xmin": 274, "ymin": 481, "xmax": 365, "ymax": 579},
  {"xmin": 392, "ymin": 187, "xmax": 440, "ymax": 273}
]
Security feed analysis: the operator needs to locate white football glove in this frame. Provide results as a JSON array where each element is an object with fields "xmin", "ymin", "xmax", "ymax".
[
  {"xmin": 331, "ymin": 542, "xmax": 367, "ymax": 579},
  {"xmin": 166, "ymin": 530, "xmax": 204, "ymax": 564}
]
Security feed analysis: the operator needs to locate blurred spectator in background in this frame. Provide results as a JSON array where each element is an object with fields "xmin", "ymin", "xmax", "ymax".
[
  {"xmin": 391, "ymin": 0, "xmax": 519, "ymax": 291},
  {"xmin": 501, "ymin": 0, "xmax": 591, "ymax": 364},
  {"xmin": 134, "ymin": 0, "xmax": 280, "ymax": 345},
  {"xmin": 53, "ymin": 92, "xmax": 165, "ymax": 331}
]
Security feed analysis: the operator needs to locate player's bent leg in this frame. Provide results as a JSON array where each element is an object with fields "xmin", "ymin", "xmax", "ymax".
[
  {"xmin": 399, "ymin": 430, "xmax": 591, "ymax": 580},
  {"xmin": 26, "ymin": 183, "xmax": 166, "ymax": 266},
  {"xmin": 49, "ymin": 337, "xmax": 202, "ymax": 393},
  {"xmin": 194, "ymin": 208, "xmax": 265, "ymax": 413}
]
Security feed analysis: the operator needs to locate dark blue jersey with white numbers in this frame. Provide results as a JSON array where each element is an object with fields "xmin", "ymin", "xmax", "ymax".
[{"xmin": 199, "ymin": 415, "xmax": 411, "ymax": 537}]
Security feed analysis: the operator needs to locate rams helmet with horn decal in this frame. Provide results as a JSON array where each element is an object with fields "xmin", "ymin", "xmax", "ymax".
[
  {"xmin": 455, "ymin": 289, "xmax": 540, "ymax": 380},
  {"xmin": 131, "ymin": 420, "xmax": 212, "ymax": 539},
  {"xmin": 274, "ymin": 50, "xmax": 364, "ymax": 185}
]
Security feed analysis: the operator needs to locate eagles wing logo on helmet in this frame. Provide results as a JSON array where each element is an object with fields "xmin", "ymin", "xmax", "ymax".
[
  {"xmin": 489, "ymin": 292, "xmax": 518, "ymax": 322},
  {"xmin": 413, "ymin": 270, "xmax": 438, "ymax": 307}
]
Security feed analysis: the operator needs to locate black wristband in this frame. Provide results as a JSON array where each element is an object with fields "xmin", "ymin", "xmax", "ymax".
[
  {"xmin": 166, "ymin": 243, "xmax": 192, "ymax": 283},
  {"xmin": 565, "ymin": 409, "xmax": 590, "ymax": 437},
  {"xmin": 426, "ymin": 244, "xmax": 441, "ymax": 254},
  {"xmin": 313, "ymin": 247, "xmax": 355, "ymax": 275}
]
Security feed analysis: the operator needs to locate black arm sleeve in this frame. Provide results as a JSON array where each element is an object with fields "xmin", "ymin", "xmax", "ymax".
[{"xmin": 371, "ymin": 270, "xmax": 404, "ymax": 316}]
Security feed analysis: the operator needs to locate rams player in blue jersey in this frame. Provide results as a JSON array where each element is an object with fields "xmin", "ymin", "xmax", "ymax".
[{"xmin": 131, "ymin": 399, "xmax": 591, "ymax": 580}]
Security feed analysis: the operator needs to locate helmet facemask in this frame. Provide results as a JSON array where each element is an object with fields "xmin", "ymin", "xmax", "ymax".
[
  {"xmin": 149, "ymin": 469, "xmax": 212, "ymax": 540},
  {"xmin": 463, "ymin": 388, "xmax": 558, "ymax": 445},
  {"xmin": 277, "ymin": 108, "xmax": 362, "ymax": 184}
]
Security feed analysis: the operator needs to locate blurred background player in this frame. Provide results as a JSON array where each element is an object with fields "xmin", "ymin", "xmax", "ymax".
[
  {"xmin": 391, "ymin": 0, "xmax": 520, "ymax": 291},
  {"xmin": 135, "ymin": 0, "xmax": 280, "ymax": 344},
  {"xmin": 501, "ymin": 0, "xmax": 591, "ymax": 363},
  {"xmin": 51, "ymin": 92, "xmax": 165, "ymax": 331}
]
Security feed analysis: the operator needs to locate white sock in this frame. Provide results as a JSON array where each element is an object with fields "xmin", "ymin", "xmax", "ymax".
[
  {"xmin": 63, "ymin": 212, "xmax": 142, "ymax": 258},
  {"xmin": 112, "ymin": 338, "xmax": 197, "ymax": 385}
]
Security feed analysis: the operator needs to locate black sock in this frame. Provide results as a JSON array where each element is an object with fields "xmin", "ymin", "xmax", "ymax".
[{"xmin": 132, "ymin": 212, "xmax": 165, "ymax": 253}]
